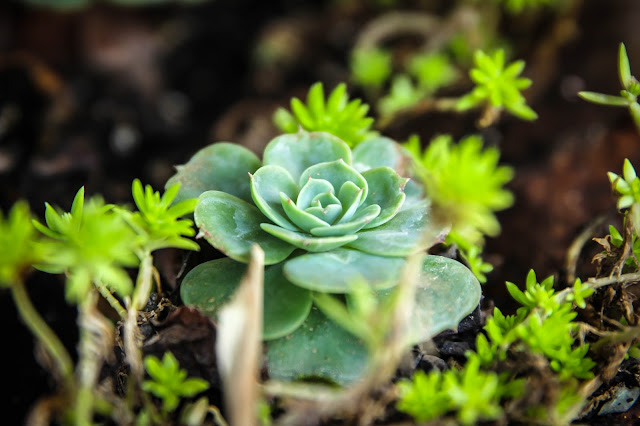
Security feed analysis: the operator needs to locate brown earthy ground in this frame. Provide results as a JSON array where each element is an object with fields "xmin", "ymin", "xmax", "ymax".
[{"xmin": 2, "ymin": 1, "xmax": 640, "ymax": 423}]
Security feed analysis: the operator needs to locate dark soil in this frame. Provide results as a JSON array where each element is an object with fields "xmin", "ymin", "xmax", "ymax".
[{"xmin": 2, "ymin": 0, "xmax": 640, "ymax": 424}]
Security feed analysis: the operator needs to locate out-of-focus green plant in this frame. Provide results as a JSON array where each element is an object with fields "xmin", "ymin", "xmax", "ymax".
[
  {"xmin": 404, "ymin": 133, "xmax": 514, "ymax": 246},
  {"xmin": 408, "ymin": 52, "xmax": 459, "ymax": 94},
  {"xmin": 579, "ymin": 43, "xmax": 640, "ymax": 133},
  {"xmin": 494, "ymin": 0, "xmax": 559, "ymax": 14},
  {"xmin": 350, "ymin": 48, "xmax": 393, "ymax": 89},
  {"xmin": 32, "ymin": 188, "xmax": 140, "ymax": 304},
  {"xmin": 142, "ymin": 352, "xmax": 210, "ymax": 417},
  {"xmin": 378, "ymin": 75, "xmax": 426, "ymax": 117},
  {"xmin": 457, "ymin": 49, "xmax": 537, "ymax": 121},
  {"xmin": 273, "ymin": 82, "xmax": 377, "ymax": 147}
]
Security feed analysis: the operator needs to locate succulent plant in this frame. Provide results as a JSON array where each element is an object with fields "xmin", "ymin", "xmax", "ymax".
[{"xmin": 169, "ymin": 130, "xmax": 481, "ymax": 384}]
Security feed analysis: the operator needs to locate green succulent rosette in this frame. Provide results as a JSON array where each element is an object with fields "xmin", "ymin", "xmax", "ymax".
[{"xmin": 169, "ymin": 131, "xmax": 480, "ymax": 384}]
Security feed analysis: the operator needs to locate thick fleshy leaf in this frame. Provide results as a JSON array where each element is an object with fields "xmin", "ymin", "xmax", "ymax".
[
  {"xmin": 300, "ymin": 159, "xmax": 368, "ymax": 211},
  {"xmin": 283, "ymin": 248, "xmax": 406, "ymax": 292},
  {"xmin": 263, "ymin": 132, "xmax": 352, "ymax": 182},
  {"xmin": 347, "ymin": 199, "xmax": 436, "ymax": 256},
  {"xmin": 305, "ymin": 204, "xmax": 342, "ymax": 224},
  {"xmin": 296, "ymin": 178, "xmax": 335, "ymax": 209},
  {"xmin": 167, "ymin": 143, "xmax": 261, "ymax": 205},
  {"xmin": 310, "ymin": 204, "xmax": 381, "ymax": 237},
  {"xmin": 360, "ymin": 167, "xmax": 408, "ymax": 228},
  {"xmin": 195, "ymin": 191, "xmax": 295, "ymax": 264},
  {"xmin": 265, "ymin": 307, "xmax": 368, "ymax": 385},
  {"xmin": 263, "ymin": 262, "xmax": 313, "ymax": 339},
  {"xmin": 180, "ymin": 259, "xmax": 312, "ymax": 340},
  {"xmin": 377, "ymin": 255, "xmax": 481, "ymax": 345},
  {"xmin": 260, "ymin": 223, "xmax": 357, "ymax": 252},
  {"xmin": 352, "ymin": 137, "xmax": 403, "ymax": 172},
  {"xmin": 336, "ymin": 181, "xmax": 364, "ymax": 224},
  {"xmin": 280, "ymin": 194, "xmax": 329, "ymax": 232},
  {"xmin": 250, "ymin": 165, "xmax": 298, "ymax": 231}
]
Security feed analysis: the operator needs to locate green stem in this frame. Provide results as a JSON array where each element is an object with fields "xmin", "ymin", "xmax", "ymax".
[
  {"xmin": 96, "ymin": 284, "xmax": 127, "ymax": 319},
  {"xmin": 74, "ymin": 291, "xmax": 102, "ymax": 426},
  {"xmin": 11, "ymin": 279, "xmax": 75, "ymax": 391},
  {"xmin": 132, "ymin": 251, "xmax": 154, "ymax": 311}
]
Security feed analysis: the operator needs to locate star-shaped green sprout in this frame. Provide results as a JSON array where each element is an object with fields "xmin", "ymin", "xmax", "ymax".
[
  {"xmin": 579, "ymin": 44, "xmax": 640, "ymax": 134},
  {"xmin": 142, "ymin": 352, "xmax": 209, "ymax": 416},
  {"xmin": 457, "ymin": 49, "xmax": 537, "ymax": 121}
]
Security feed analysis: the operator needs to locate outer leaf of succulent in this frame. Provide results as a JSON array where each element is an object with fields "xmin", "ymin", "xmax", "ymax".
[
  {"xmin": 456, "ymin": 49, "xmax": 537, "ymax": 121},
  {"xmin": 32, "ymin": 188, "xmax": 139, "ymax": 303},
  {"xmin": 579, "ymin": 43, "xmax": 640, "ymax": 132},
  {"xmin": 350, "ymin": 48, "xmax": 393, "ymax": 89},
  {"xmin": 273, "ymin": 82, "xmax": 378, "ymax": 147},
  {"xmin": 405, "ymin": 134, "xmax": 514, "ymax": 245}
]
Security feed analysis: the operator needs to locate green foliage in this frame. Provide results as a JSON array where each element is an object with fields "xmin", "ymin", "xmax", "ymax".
[
  {"xmin": 482, "ymin": 271, "xmax": 596, "ymax": 380},
  {"xmin": 350, "ymin": 48, "xmax": 393, "ymax": 89},
  {"xmin": 408, "ymin": 52, "xmax": 459, "ymax": 94},
  {"xmin": 396, "ymin": 355, "xmax": 522, "ymax": 425},
  {"xmin": 495, "ymin": 0, "xmax": 558, "ymax": 14},
  {"xmin": 0, "ymin": 202, "xmax": 46, "ymax": 287},
  {"xmin": 579, "ymin": 43, "xmax": 640, "ymax": 132},
  {"xmin": 378, "ymin": 75, "xmax": 425, "ymax": 117},
  {"xmin": 32, "ymin": 188, "xmax": 139, "ymax": 304},
  {"xmin": 273, "ymin": 82, "xmax": 377, "ymax": 147},
  {"xmin": 172, "ymin": 129, "xmax": 481, "ymax": 383},
  {"xmin": 404, "ymin": 133, "xmax": 514, "ymax": 245},
  {"xmin": 608, "ymin": 158, "xmax": 640, "ymax": 210},
  {"xmin": 445, "ymin": 231, "xmax": 494, "ymax": 284},
  {"xmin": 142, "ymin": 352, "xmax": 210, "ymax": 416},
  {"xmin": 120, "ymin": 179, "xmax": 199, "ymax": 253},
  {"xmin": 457, "ymin": 49, "xmax": 537, "ymax": 121}
]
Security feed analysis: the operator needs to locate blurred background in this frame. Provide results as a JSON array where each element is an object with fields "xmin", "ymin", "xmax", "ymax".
[{"xmin": 2, "ymin": 0, "xmax": 640, "ymax": 422}]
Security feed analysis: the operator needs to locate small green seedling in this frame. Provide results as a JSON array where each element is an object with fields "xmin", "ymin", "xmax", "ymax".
[
  {"xmin": 121, "ymin": 179, "xmax": 200, "ymax": 253},
  {"xmin": 350, "ymin": 48, "xmax": 393, "ymax": 89},
  {"xmin": 457, "ymin": 49, "xmax": 537, "ymax": 121},
  {"xmin": 273, "ymin": 82, "xmax": 377, "ymax": 147},
  {"xmin": 484, "ymin": 270, "xmax": 596, "ymax": 380},
  {"xmin": 32, "ymin": 188, "xmax": 139, "ymax": 304},
  {"xmin": 404, "ymin": 133, "xmax": 514, "ymax": 246},
  {"xmin": 378, "ymin": 75, "xmax": 426, "ymax": 118},
  {"xmin": 408, "ymin": 52, "xmax": 459, "ymax": 94},
  {"xmin": 579, "ymin": 43, "xmax": 640, "ymax": 133},
  {"xmin": 142, "ymin": 352, "xmax": 210, "ymax": 417},
  {"xmin": 396, "ymin": 355, "xmax": 522, "ymax": 425}
]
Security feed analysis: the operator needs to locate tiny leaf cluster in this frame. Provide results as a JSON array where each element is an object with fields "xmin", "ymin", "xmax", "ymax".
[
  {"xmin": 273, "ymin": 82, "xmax": 377, "ymax": 147},
  {"xmin": 397, "ymin": 354, "xmax": 522, "ymax": 425},
  {"xmin": 579, "ymin": 43, "xmax": 640, "ymax": 132},
  {"xmin": 142, "ymin": 352, "xmax": 210, "ymax": 416},
  {"xmin": 404, "ymin": 133, "xmax": 514, "ymax": 246},
  {"xmin": 457, "ymin": 49, "xmax": 537, "ymax": 120}
]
